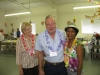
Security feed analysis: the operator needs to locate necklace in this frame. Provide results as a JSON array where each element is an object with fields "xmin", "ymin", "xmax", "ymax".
[
  {"xmin": 45, "ymin": 29, "xmax": 64, "ymax": 52},
  {"xmin": 21, "ymin": 34, "xmax": 35, "ymax": 56},
  {"xmin": 68, "ymin": 43, "xmax": 72, "ymax": 46},
  {"xmin": 64, "ymin": 38, "xmax": 77, "ymax": 67}
]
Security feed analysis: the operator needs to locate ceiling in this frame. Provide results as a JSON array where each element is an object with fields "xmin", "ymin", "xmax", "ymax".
[{"xmin": 0, "ymin": 0, "xmax": 99, "ymax": 11}]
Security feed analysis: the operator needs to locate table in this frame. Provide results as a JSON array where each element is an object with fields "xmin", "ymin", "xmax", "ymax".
[{"xmin": 0, "ymin": 40, "xmax": 16, "ymax": 53}]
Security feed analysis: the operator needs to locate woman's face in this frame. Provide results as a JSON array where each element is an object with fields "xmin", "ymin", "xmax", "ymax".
[
  {"xmin": 23, "ymin": 26, "xmax": 32, "ymax": 36},
  {"xmin": 66, "ymin": 28, "xmax": 76, "ymax": 40}
]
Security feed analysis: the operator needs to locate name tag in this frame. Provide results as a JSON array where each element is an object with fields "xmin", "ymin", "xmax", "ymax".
[{"xmin": 49, "ymin": 50, "xmax": 57, "ymax": 57}]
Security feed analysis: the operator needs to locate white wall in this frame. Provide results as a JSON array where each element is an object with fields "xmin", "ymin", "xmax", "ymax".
[
  {"xmin": 0, "ymin": 12, "xmax": 8, "ymax": 33},
  {"xmin": 4, "ymin": 5, "xmax": 57, "ymax": 35},
  {"xmin": 57, "ymin": 3, "xmax": 98, "ymax": 39},
  {"xmin": 0, "ymin": 2, "xmax": 98, "ymax": 39}
]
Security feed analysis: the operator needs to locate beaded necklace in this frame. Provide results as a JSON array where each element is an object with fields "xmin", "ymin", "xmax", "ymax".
[{"xmin": 21, "ymin": 34, "xmax": 34, "ymax": 56}]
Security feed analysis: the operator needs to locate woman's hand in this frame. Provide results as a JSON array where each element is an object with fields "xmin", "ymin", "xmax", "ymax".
[
  {"xmin": 39, "ymin": 69, "xmax": 45, "ymax": 75},
  {"xmin": 19, "ymin": 69, "xmax": 24, "ymax": 75},
  {"xmin": 19, "ymin": 65, "xmax": 24, "ymax": 75}
]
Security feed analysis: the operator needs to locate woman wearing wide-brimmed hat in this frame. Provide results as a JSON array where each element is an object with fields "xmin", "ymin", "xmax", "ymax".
[{"xmin": 64, "ymin": 22, "xmax": 84, "ymax": 75}]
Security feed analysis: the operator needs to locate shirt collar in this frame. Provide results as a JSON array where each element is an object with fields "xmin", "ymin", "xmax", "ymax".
[{"xmin": 44, "ymin": 29, "xmax": 58, "ymax": 38}]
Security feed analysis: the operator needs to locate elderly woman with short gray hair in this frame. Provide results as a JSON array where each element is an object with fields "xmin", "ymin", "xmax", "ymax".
[{"xmin": 16, "ymin": 22, "xmax": 38, "ymax": 75}]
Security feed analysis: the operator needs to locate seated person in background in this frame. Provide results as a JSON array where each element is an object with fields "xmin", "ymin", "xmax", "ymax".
[
  {"xmin": 1, "ymin": 29, "xmax": 4, "ymax": 36},
  {"xmin": 10, "ymin": 28, "xmax": 16, "ymax": 39},
  {"xmin": 91, "ymin": 34, "xmax": 96, "ymax": 44},
  {"xmin": 35, "ymin": 34, "xmax": 38, "ymax": 39},
  {"xmin": 0, "ymin": 28, "xmax": 4, "ymax": 41},
  {"xmin": 64, "ymin": 22, "xmax": 84, "ymax": 75},
  {"xmin": 16, "ymin": 28, "xmax": 20, "ymax": 38},
  {"xmin": 36, "ymin": 34, "xmax": 38, "ymax": 36}
]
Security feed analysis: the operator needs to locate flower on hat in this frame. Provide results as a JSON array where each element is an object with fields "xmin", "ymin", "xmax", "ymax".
[{"xmin": 67, "ymin": 21, "xmax": 71, "ymax": 25}]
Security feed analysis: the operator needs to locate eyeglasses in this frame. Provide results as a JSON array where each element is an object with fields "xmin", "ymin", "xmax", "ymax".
[{"xmin": 25, "ymin": 28, "xmax": 32, "ymax": 31}]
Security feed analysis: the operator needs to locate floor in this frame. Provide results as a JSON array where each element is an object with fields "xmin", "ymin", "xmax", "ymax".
[
  {"xmin": 0, "ymin": 54, "xmax": 18, "ymax": 75},
  {"xmin": 0, "ymin": 53, "xmax": 100, "ymax": 75}
]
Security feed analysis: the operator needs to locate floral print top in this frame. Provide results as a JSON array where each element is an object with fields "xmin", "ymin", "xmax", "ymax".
[{"xmin": 64, "ymin": 38, "xmax": 82, "ymax": 72}]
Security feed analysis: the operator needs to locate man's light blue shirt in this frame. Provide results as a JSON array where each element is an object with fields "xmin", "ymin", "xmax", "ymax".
[{"xmin": 35, "ymin": 29, "xmax": 66, "ymax": 63}]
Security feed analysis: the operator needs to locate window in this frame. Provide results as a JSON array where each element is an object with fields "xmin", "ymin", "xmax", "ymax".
[{"xmin": 81, "ymin": 19, "xmax": 100, "ymax": 34}]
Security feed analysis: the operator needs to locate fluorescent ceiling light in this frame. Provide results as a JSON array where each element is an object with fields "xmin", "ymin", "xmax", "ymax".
[
  {"xmin": 73, "ymin": 5, "xmax": 100, "ymax": 9},
  {"xmin": 5, "ymin": 12, "xmax": 31, "ymax": 16}
]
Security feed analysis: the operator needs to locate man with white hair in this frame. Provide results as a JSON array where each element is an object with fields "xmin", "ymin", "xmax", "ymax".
[{"xmin": 35, "ymin": 15, "xmax": 68, "ymax": 75}]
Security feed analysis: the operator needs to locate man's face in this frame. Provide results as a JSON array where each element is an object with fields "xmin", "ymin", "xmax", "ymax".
[{"xmin": 45, "ymin": 17, "xmax": 56, "ymax": 34}]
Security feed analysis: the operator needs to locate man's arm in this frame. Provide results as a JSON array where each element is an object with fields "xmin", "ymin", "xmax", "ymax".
[
  {"xmin": 38, "ymin": 51, "xmax": 45, "ymax": 75},
  {"xmin": 35, "ymin": 33, "xmax": 45, "ymax": 75}
]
